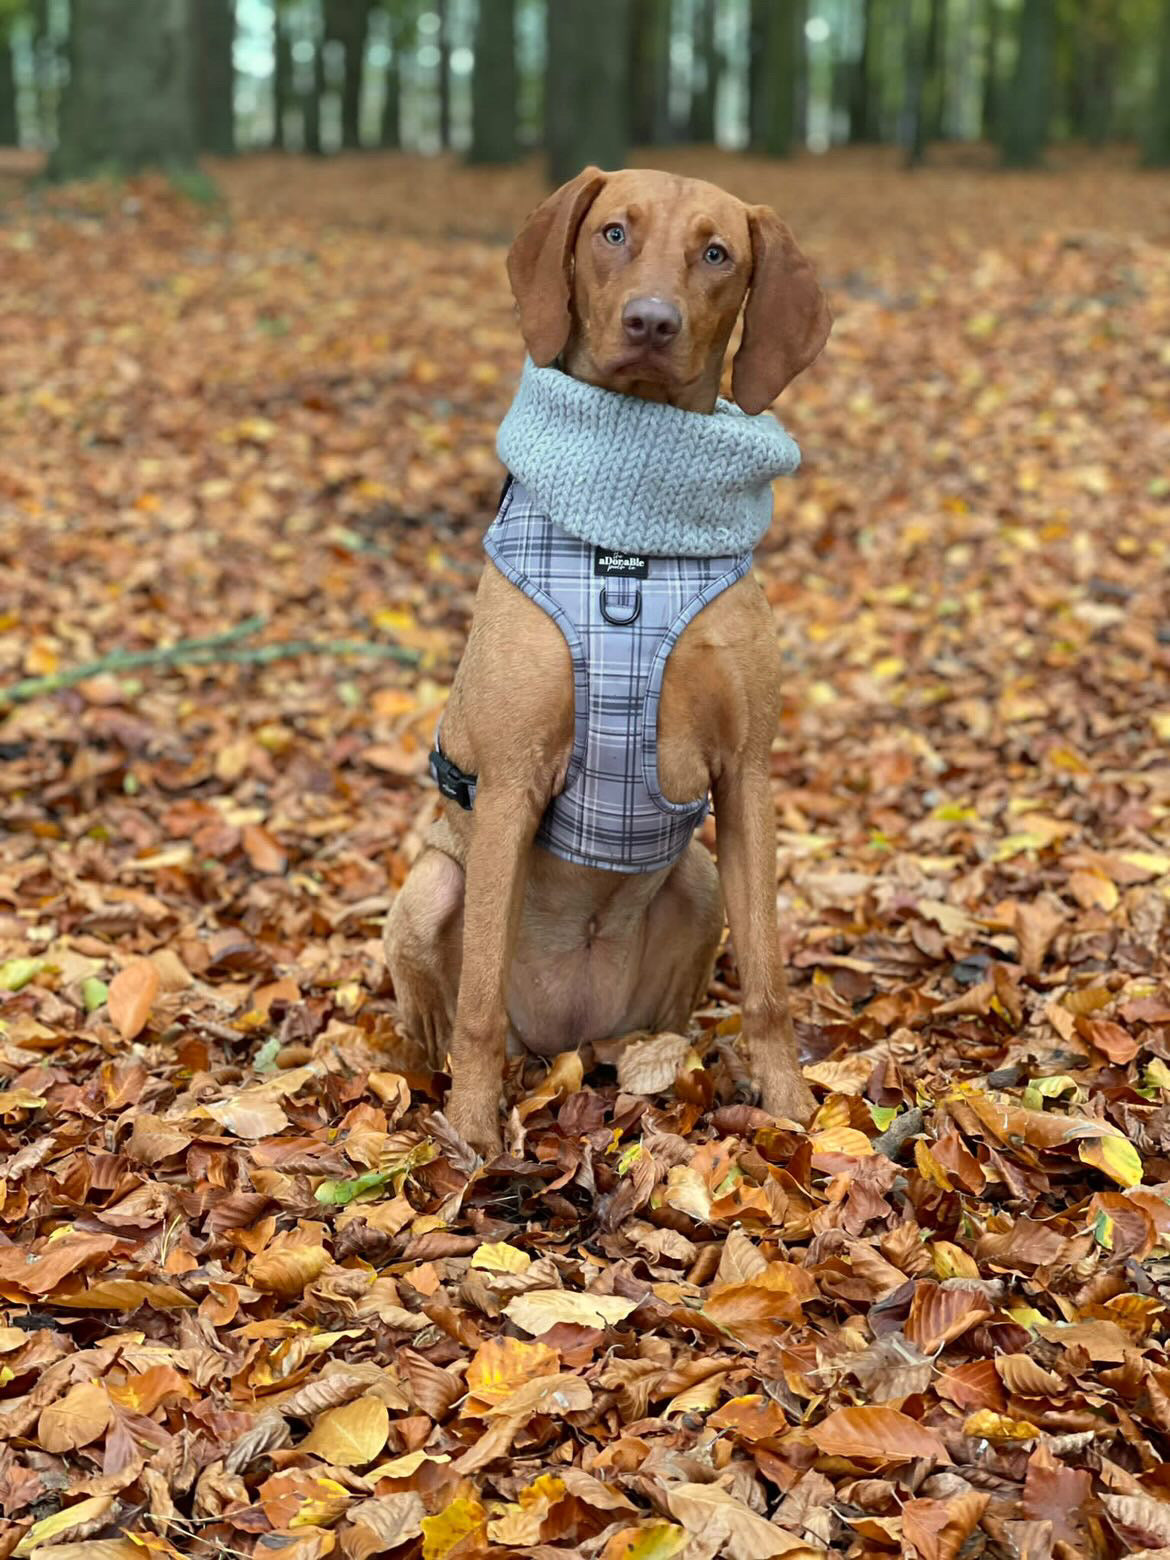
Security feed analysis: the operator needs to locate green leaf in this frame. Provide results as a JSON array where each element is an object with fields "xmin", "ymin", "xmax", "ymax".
[
  {"xmin": 868, "ymin": 1103, "xmax": 900, "ymax": 1131},
  {"xmin": 0, "ymin": 958, "xmax": 44, "ymax": 992},
  {"xmin": 252, "ymin": 1036, "xmax": 282, "ymax": 1073},
  {"xmin": 315, "ymin": 1169, "xmax": 395, "ymax": 1206},
  {"xmin": 81, "ymin": 977, "xmax": 109, "ymax": 1012}
]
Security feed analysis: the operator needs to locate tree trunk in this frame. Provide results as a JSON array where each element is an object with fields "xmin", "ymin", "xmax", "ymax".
[
  {"xmin": 194, "ymin": 0, "xmax": 236, "ymax": 155},
  {"xmin": 1144, "ymin": 0, "xmax": 1170, "ymax": 167},
  {"xmin": 469, "ymin": 0, "xmax": 516, "ymax": 163},
  {"xmin": 0, "ymin": 25, "xmax": 17, "ymax": 147},
  {"xmin": 688, "ymin": 0, "xmax": 717, "ymax": 143},
  {"xmin": 752, "ymin": 0, "xmax": 798, "ymax": 157},
  {"xmin": 546, "ymin": 0, "xmax": 628, "ymax": 186},
  {"xmin": 981, "ymin": 0, "xmax": 1000, "ymax": 141},
  {"xmin": 905, "ymin": 0, "xmax": 944, "ymax": 167},
  {"xmin": 303, "ymin": 35, "xmax": 325, "ymax": 155},
  {"xmin": 849, "ymin": 0, "xmax": 876, "ymax": 143},
  {"xmin": 50, "ymin": 0, "xmax": 197, "ymax": 178},
  {"xmin": 437, "ymin": 0, "xmax": 451, "ymax": 148},
  {"xmin": 1000, "ymin": 0, "xmax": 1053, "ymax": 166},
  {"xmin": 381, "ymin": 46, "xmax": 402, "ymax": 148},
  {"xmin": 922, "ymin": 0, "xmax": 945, "ymax": 143},
  {"xmin": 273, "ymin": 4, "xmax": 291, "ymax": 149},
  {"xmin": 327, "ymin": 0, "xmax": 371, "ymax": 151},
  {"xmin": 630, "ymin": 0, "xmax": 671, "ymax": 145}
]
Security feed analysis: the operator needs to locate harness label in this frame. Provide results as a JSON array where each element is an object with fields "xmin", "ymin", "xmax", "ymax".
[{"xmin": 594, "ymin": 547, "xmax": 649, "ymax": 579}]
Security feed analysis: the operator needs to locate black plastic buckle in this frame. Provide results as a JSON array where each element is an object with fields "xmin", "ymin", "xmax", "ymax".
[{"xmin": 429, "ymin": 747, "xmax": 477, "ymax": 811}]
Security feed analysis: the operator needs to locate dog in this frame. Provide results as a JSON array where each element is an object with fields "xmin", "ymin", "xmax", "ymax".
[{"xmin": 385, "ymin": 166, "xmax": 832, "ymax": 1155}]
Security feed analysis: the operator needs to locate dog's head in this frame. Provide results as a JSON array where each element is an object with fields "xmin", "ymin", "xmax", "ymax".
[{"xmin": 506, "ymin": 166, "xmax": 831, "ymax": 415}]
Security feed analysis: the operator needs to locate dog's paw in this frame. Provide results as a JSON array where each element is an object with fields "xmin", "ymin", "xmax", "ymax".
[
  {"xmin": 444, "ymin": 1089, "xmax": 503, "ymax": 1159},
  {"xmin": 758, "ymin": 1072, "xmax": 817, "ymax": 1129}
]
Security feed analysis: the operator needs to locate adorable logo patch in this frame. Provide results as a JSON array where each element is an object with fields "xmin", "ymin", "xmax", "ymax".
[{"xmin": 594, "ymin": 548, "xmax": 648, "ymax": 579}]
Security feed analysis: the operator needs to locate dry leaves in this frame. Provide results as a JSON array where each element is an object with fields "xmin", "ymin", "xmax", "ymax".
[{"xmin": 1, "ymin": 147, "xmax": 1169, "ymax": 1556}]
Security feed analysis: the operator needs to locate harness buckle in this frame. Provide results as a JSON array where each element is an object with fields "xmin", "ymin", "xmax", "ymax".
[
  {"xmin": 599, "ymin": 585, "xmax": 642, "ymax": 627},
  {"xmin": 429, "ymin": 747, "xmax": 477, "ymax": 811}
]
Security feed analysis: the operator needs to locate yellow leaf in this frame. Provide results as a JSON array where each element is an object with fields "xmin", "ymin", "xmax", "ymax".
[
  {"xmin": 14, "ymin": 1496, "xmax": 115, "ymax": 1556},
  {"xmin": 299, "ymin": 1394, "xmax": 389, "ymax": 1467},
  {"xmin": 915, "ymin": 1140, "xmax": 955, "ymax": 1191},
  {"xmin": 1079, "ymin": 1137, "xmax": 1143, "ymax": 1189},
  {"xmin": 601, "ymin": 1524, "xmax": 690, "ymax": 1560},
  {"xmin": 487, "ymin": 1474, "xmax": 566, "ymax": 1545},
  {"xmin": 930, "ymin": 1241, "xmax": 980, "ymax": 1281},
  {"xmin": 367, "ymin": 1450, "xmax": 451, "ymax": 1479},
  {"xmin": 810, "ymin": 1126, "xmax": 874, "ymax": 1157},
  {"xmin": 465, "ymin": 1336, "xmax": 560, "ymax": 1407},
  {"xmin": 470, "ymin": 1241, "xmax": 530, "ymax": 1274},
  {"xmin": 963, "ymin": 1409, "xmax": 1040, "ymax": 1440},
  {"xmin": 421, "ymin": 1496, "xmax": 487, "ymax": 1560},
  {"xmin": 504, "ymin": 1289, "xmax": 637, "ymax": 1334}
]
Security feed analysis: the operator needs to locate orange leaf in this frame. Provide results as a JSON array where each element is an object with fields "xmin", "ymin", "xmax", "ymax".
[
  {"xmin": 107, "ymin": 958, "xmax": 159, "ymax": 1041},
  {"xmin": 241, "ymin": 823, "xmax": 288, "ymax": 875},
  {"xmin": 809, "ymin": 1405, "xmax": 950, "ymax": 1464}
]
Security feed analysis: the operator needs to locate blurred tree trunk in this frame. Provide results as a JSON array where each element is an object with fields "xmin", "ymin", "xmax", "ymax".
[
  {"xmin": 546, "ymin": 0, "xmax": 628, "ymax": 185},
  {"xmin": 0, "ymin": 21, "xmax": 17, "ymax": 147},
  {"xmin": 437, "ymin": 0, "xmax": 451, "ymax": 148},
  {"xmin": 751, "ymin": 0, "xmax": 798, "ymax": 157},
  {"xmin": 273, "ymin": 3, "xmax": 292, "ymax": 149},
  {"xmin": 849, "ymin": 0, "xmax": 878, "ymax": 143},
  {"xmin": 50, "ymin": 0, "xmax": 197, "ymax": 178},
  {"xmin": 1000, "ymin": 0, "xmax": 1053, "ymax": 166},
  {"xmin": 981, "ymin": 0, "xmax": 1001, "ymax": 141},
  {"xmin": 906, "ymin": 0, "xmax": 944, "ymax": 167},
  {"xmin": 469, "ymin": 0, "xmax": 516, "ymax": 163},
  {"xmin": 689, "ymin": 0, "xmax": 717, "ymax": 142},
  {"xmin": 630, "ymin": 0, "xmax": 671, "ymax": 145},
  {"xmin": 304, "ymin": 31, "xmax": 326, "ymax": 155},
  {"xmin": 327, "ymin": 0, "xmax": 371, "ymax": 150},
  {"xmin": 194, "ymin": 0, "xmax": 236, "ymax": 155},
  {"xmin": 1144, "ymin": 0, "xmax": 1170, "ymax": 166},
  {"xmin": 32, "ymin": 0, "xmax": 54, "ymax": 147},
  {"xmin": 1072, "ymin": 0, "xmax": 1115, "ymax": 147},
  {"xmin": 380, "ymin": 0, "xmax": 413, "ymax": 149}
]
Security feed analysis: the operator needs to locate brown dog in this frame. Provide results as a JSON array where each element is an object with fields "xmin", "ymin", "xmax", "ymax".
[{"xmin": 385, "ymin": 166, "xmax": 831, "ymax": 1154}]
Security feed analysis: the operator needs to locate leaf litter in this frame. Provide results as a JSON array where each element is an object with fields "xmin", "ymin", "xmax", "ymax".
[{"xmin": 0, "ymin": 148, "xmax": 1169, "ymax": 1556}]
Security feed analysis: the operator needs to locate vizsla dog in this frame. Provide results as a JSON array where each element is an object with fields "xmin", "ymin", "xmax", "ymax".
[{"xmin": 385, "ymin": 166, "xmax": 831, "ymax": 1154}]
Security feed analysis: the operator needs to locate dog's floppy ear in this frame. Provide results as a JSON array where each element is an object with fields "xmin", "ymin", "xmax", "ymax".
[
  {"xmin": 507, "ymin": 166, "xmax": 607, "ymax": 365},
  {"xmin": 732, "ymin": 205, "xmax": 832, "ymax": 415}
]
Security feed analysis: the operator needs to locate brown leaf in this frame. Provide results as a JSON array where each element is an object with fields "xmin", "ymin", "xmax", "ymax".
[
  {"xmin": 241, "ymin": 822, "xmax": 288, "ymax": 874},
  {"xmin": 809, "ymin": 1406, "xmax": 950, "ymax": 1465},
  {"xmin": 37, "ymin": 1380, "xmax": 111, "ymax": 1453},
  {"xmin": 665, "ymin": 1482, "xmax": 821, "ymax": 1559}
]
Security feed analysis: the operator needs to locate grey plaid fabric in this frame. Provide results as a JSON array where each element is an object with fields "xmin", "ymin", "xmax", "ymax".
[{"xmin": 472, "ymin": 478, "xmax": 752, "ymax": 874}]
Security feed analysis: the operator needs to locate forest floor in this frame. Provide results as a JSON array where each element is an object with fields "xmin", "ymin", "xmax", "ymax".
[{"xmin": 1, "ymin": 147, "xmax": 1169, "ymax": 1559}]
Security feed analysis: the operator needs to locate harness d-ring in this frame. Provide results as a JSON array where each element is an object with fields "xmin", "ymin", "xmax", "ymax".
[{"xmin": 599, "ymin": 585, "xmax": 641, "ymax": 626}]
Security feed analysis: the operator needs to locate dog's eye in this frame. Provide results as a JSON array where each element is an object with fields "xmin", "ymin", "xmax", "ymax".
[
  {"xmin": 603, "ymin": 224, "xmax": 626, "ymax": 245},
  {"xmin": 704, "ymin": 243, "xmax": 728, "ymax": 265}
]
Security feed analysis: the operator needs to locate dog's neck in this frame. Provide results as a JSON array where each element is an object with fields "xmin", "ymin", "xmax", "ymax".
[{"xmin": 495, "ymin": 358, "xmax": 801, "ymax": 559}]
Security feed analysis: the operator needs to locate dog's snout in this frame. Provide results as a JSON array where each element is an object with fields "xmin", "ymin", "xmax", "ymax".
[{"xmin": 622, "ymin": 296, "xmax": 682, "ymax": 349}]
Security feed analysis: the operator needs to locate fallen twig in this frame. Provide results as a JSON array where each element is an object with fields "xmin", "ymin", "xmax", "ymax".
[
  {"xmin": 872, "ymin": 1107, "xmax": 926, "ymax": 1161},
  {"xmin": 0, "ymin": 615, "xmax": 419, "ymax": 706}
]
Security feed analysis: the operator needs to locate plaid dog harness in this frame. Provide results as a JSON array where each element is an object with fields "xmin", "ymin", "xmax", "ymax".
[{"xmin": 431, "ymin": 479, "xmax": 752, "ymax": 874}]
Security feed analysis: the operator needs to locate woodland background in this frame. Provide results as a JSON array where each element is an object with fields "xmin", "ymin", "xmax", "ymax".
[{"xmin": 2, "ymin": 2, "xmax": 1170, "ymax": 1559}]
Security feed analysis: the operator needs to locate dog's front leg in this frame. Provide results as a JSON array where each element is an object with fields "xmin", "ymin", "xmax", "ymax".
[
  {"xmin": 713, "ymin": 761, "xmax": 816, "ymax": 1127},
  {"xmin": 443, "ymin": 785, "xmax": 542, "ymax": 1156}
]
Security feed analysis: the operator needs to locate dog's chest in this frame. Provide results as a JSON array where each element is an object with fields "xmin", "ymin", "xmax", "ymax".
[{"xmin": 484, "ymin": 480, "xmax": 753, "ymax": 874}]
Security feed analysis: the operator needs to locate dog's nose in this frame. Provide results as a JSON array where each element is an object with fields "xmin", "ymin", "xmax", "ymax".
[{"xmin": 622, "ymin": 296, "xmax": 682, "ymax": 348}]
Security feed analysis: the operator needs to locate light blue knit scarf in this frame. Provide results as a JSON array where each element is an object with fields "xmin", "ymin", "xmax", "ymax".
[{"xmin": 496, "ymin": 358, "xmax": 801, "ymax": 558}]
